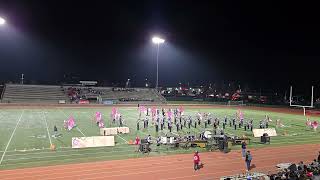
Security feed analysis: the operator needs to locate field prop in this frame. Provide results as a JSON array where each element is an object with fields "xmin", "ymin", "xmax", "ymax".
[{"xmin": 72, "ymin": 136, "xmax": 115, "ymax": 148}]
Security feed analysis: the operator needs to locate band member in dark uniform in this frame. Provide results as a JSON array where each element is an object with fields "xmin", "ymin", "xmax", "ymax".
[
  {"xmin": 53, "ymin": 125, "xmax": 58, "ymax": 134},
  {"xmin": 146, "ymin": 117, "xmax": 149, "ymax": 128},
  {"xmin": 266, "ymin": 121, "xmax": 269, "ymax": 128},
  {"xmin": 137, "ymin": 120, "xmax": 140, "ymax": 131},
  {"xmin": 156, "ymin": 136, "xmax": 161, "ymax": 146},
  {"xmin": 155, "ymin": 122, "xmax": 159, "ymax": 132},
  {"xmin": 213, "ymin": 121, "xmax": 217, "ymax": 129},
  {"xmin": 160, "ymin": 118, "xmax": 164, "ymax": 130},
  {"xmin": 119, "ymin": 116, "xmax": 123, "ymax": 127}
]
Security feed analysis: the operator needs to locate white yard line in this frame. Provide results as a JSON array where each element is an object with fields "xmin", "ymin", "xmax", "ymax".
[
  {"xmin": 42, "ymin": 111, "xmax": 53, "ymax": 145},
  {"xmin": 0, "ymin": 109, "xmax": 24, "ymax": 165},
  {"xmin": 116, "ymin": 134, "xmax": 128, "ymax": 144},
  {"xmin": 76, "ymin": 127, "xmax": 86, "ymax": 137}
]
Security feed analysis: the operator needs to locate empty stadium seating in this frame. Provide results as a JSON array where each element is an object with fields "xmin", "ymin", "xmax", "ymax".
[{"xmin": 1, "ymin": 84, "xmax": 69, "ymax": 103}]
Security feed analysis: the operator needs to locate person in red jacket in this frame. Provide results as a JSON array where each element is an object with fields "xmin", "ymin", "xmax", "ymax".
[
  {"xmin": 135, "ymin": 136, "xmax": 140, "ymax": 152},
  {"xmin": 193, "ymin": 151, "xmax": 200, "ymax": 171}
]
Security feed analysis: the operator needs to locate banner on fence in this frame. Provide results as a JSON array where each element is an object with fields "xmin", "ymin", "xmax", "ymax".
[
  {"xmin": 79, "ymin": 100, "xmax": 89, "ymax": 104},
  {"xmin": 72, "ymin": 136, "xmax": 115, "ymax": 148},
  {"xmin": 58, "ymin": 100, "xmax": 66, "ymax": 104},
  {"xmin": 103, "ymin": 100, "xmax": 114, "ymax": 105}
]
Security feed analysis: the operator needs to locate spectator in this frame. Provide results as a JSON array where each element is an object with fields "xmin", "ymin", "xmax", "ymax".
[
  {"xmin": 298, "ymin": 161, "xmax": 304, "ymax": 171},
  {"xmin": 312, "ymin": 159, "xmax": 319, "ymax": 167},
  {"xmin": 241, "ymin": 141, "xmax": 247, "ymax": 158},
  {"xmin": 245, "ymin": 151, "xmax": 252, "ymax": 171},
  {"xmin": 193, "ymin": 151, "xmax": 200, "ymax": 171}
]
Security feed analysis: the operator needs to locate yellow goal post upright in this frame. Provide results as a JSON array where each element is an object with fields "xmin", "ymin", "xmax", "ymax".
[{"xmin": 289, "ymin": 86, "xmax": 314, "ymax": 116}]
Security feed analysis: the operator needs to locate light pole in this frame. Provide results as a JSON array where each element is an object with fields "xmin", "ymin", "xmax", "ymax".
[{"xmin": 152, "ymin": 36, "xmax": 165, "ymax": 90}]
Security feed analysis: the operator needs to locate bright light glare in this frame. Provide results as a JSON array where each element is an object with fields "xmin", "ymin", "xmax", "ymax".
[
  {"xmin": 152, "ymin": 37, "xmax": 165, "ymax": 44},
  {"xmin": 0, "ymin": 17, "xmax": 6, "ymax": 25}
]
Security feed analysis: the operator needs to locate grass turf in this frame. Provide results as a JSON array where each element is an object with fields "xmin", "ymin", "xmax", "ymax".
[{"xmin": 0, "ymin": 106, "xmax": 319, "ymax": 170}]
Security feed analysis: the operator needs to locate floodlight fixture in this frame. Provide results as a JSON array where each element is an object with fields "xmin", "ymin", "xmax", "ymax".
[
  {"xmin": 152, "ymin": 37, "xmax": 165, "ymax": 44},
  {"xmin": 0, "ymin": 17, "xmax": 6, "ymax": 25}
]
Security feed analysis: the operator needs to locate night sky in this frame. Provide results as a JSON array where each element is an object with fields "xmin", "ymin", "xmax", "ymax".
[{"xmin": 0, "ymin": 1, "xmax": 319, "ymax": 90}]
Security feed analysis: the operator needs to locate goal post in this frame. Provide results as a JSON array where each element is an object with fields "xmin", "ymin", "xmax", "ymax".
[{"xmin": 289, "ymin": 86, "xmax": 314, "ymax": 116}]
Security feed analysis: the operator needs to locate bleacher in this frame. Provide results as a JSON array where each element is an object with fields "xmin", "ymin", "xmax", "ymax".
[
  {"xmin": 104, "ymin": 88, "xmax": 165, "ymax": 103},
  {"xmin": 64, "ymin": 86, "xmax": 166, "ymax": 104},
  {"xmin": 1, "ymin": 84, "xmax": 69, "ymax": 103},
  {"xmin": 0, "ymin": 84, "xmax": 166, "ymax": 104}
]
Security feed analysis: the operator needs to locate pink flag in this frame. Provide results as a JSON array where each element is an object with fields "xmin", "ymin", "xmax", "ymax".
[
  {"xmin": 238, "ymin": 109, "xmax": 244, "ymax": 120},
  {"xmin": 312, "ymin": 121, "xmax": 318, "ymax": 129},
  {"xmin": 99, "ymin": 121, "xmax": 105, "ymax": 128},
  {"xmin": 95, "ymin": 112, "xmax": 102, "ymax": 122},
  {"xmin": 151, "ymin": 107, "xmax": 156, "ymax": 114},
  {"xmin": 67, "ymin": 116, "xmax": 76, "ymax": 131},
  {"xmin": 151, "ymin": 107, "xmax": 156, "ymax": 117},
  {"xmin": 139, "ymin": 106, "xmax": 146, "ymax": 113},
  {"xmin": 167, "ymin": 110, "xmax": 173, "ymax": 119},
  {"xmin": 178, "ymin": 106, "xmax": 184, "ymax": 113},
  {"xmin": 240, "ymin": 112, "xmax": 244, "ymax": 120},
  {"xmin": 112, "ymin": 107, "xmax": 118, "ymax": 116}
]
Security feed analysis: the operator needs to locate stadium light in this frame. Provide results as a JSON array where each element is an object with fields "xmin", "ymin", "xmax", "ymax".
[
  {"xmin": 152, "ymin": 37, "xmax": 165, "ymax": 44},
  {"xmin": 152, "ymin": 36, "xmax": 165, "ymax": 90},
  {"xmin": 0, "ymin": 16, "xmax": 6, "ymax": 25}
]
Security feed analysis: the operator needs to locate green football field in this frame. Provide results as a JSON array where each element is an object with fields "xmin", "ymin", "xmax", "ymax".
[{"xmin": 0, "ymin": 106, "xmax": 319, "ymax": 170}]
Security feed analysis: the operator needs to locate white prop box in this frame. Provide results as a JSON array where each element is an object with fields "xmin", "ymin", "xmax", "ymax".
[
  {"xmin": 161, "ymin": 137, "xmax": 167, "ymax": 144},
  {"xmin": 72, "ymin": 136, "xmax": 115, "ymax": 148},
  {"xmin": 169, "ymin": 137, "xmax": 175, "ymax": 144},
  {"xmin": 100, "ymin": 127, "xmax": 130, "ymax": 136},
  {"xmin": 252, "ymin": 128, "xmax": 277, "ymax": 137}
]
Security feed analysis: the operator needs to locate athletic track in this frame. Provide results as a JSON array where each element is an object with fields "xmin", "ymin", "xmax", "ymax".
[{"xmin": 0, "ymin": 144, "xmax": 319, "ymax": 180}]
